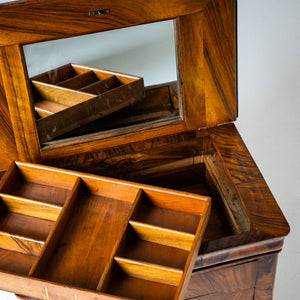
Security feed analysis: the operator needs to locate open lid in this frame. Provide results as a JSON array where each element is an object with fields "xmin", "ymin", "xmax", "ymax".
[{"xmin": 0, "ymin": 0, "xmax": 237, "ymax": 163}]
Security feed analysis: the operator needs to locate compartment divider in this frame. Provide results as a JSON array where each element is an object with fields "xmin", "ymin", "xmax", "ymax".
[
  {"xmin": 0, "ymin": 194, "xmax": 62, "ymax": 222},
  {"xmin": 0, "ymin": 231, "xmax": 44, "ymax": 256},
  {"xmin": 96, "ymin": 188, "xmax": 143, "ymax": 292},
  {"xmin": 114, "ymin": 256, "xmax": 183, "ymax": 286},
  {"xmin": 129, "ymin": 220, "xmax": 195, "ymax": 251},
  {"xmin": 57, "ymin": 71, "xmax": 98, "ymax": 90},
  {"xmin": 79, "ymin": 76, "xmax": 120, "ymax": 94},
  {"xmin": 29, "ymin": 177, "xmax": 82, "ymax": 276},
  {"xmin": 35, "ymin": 100, "xmax": 69, "ymax": 118},
  {"xmin": 0, "ymin": 162, "xmax": 17, "ymax": 192},
  {"xmin": 32, "ymin": 80, "xmax": 95, "ymax": 106}
]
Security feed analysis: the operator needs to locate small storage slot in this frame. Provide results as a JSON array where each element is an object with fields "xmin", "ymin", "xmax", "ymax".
[
  {"xmin": 0, "ymin": 249, "xmax": 36, "ymax": 275},
  {"xmin": 131, "ymin": 190, "xmax": 204, "ymax": 234},
  {"xmin": 101, "ymin": 261, "xmax": 177, "ymax": 300},
  {"xmin": 30, "ymin": 64, "xmax": 76, "ymax": 85},
  {"xmin": 79, "ymin": 75, "xmax": 121, "ymax": 94},
  {"xmin": 38, "ymin": 180, "xmax": 140, "ymax": 290},
  {"xmin": 115, "ymin": 226, "xmax": 188, "ymax": 269},
  {"xmin": 129, "ymin": 220, "xmax": 194, "ymax": 251},
  {"xmin": 0, "ymin": 195, "xmax": 60, "ymax": 256},
  {"xmin": 32, "ymin": 81, "xmax": 95, "ymax": 108},
  {"xmin": 114, "ymin": 256, "xmax": 182, "ymax": 286},
  {"xmin": 0, "ymin": 162, "xmax": 77, "ymax": 206},
  {"xmin": 57, "ymin": 71, "xmax": 98, "ymax": 89}
]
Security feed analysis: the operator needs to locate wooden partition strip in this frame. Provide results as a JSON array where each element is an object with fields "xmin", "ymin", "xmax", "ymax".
[
  {"xmin": 32, "ymin": 81, "xmax": 95, "ymax": 105},
  {"xmin": 129, "ymin": 221, "xmax": 195, "ymax": 251},
  {"xmin": 142, "ymin": 188, "xmax": 209, "ymax": 215},
  {"xmin": 35, "ymin": 100, "xmax": 69, "ymax": 118},
  {"xmin": 80, "ymin": 76, "xmax": 120, "ymax": 94},
  {"xmin": 175, "ymin": 195, "xmax": 211, "ymax": 299},
  {"xmin": 0, "ymin": 232, "xmax": 44, "ymax": 256},
  {"xmin": 96, "ymin": 189, "xmax": 143, "ymax": 291},
  {"xmin": 0, "ymin": 194, "xmax": 62, "ymax": 222},
  {"xmin": 0, "ymin": 162, "xmax": 17, "ymax": 192},
  {"xmin": 114, "ymin": 256, "xmax": 183, "ymax": 286},
  {"xmin": 16, "ymin": 162, "xmax": 78, "ymax": 190},
  {"xmin": 29, "ymin": 177, "xmax": 82, "ymax": 276}
]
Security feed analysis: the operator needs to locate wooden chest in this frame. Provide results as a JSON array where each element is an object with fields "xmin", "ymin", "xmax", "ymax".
[{"xmin": 0, "ymin": 0, "xmax": 289, "ymax": 299}]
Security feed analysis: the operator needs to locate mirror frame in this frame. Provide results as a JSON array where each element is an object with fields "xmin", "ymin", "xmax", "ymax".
[{"xmin": 0, "ymin": 0, "xmax": 237, "ymax": 164}]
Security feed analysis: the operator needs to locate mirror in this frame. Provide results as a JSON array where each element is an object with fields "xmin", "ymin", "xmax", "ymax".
[{"xmin": 23, "ymin": 20, "xmax": 180, "ymax": 146}]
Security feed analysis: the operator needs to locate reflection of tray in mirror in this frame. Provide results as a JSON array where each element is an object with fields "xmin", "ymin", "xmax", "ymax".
[
  {"xmin": 30, "ymin": 63, "xmax": 144, "ymax": 143},
  {"xmin": 44, "ymin": 82, "xmax": 180, "ymax": 145},
  {"xmin": 0, "ymin": 161, "xmax": 210, "ymax": 300}
]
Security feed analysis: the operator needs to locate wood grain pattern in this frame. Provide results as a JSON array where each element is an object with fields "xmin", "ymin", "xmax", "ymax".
[
  {"xmin": 103, "ymin": 272, "xmax": 177, "ymax": 300},
  {"xmin": 0, "ymin": 45, "xmax": 40, "ymax": 162},
  {"xmin": 175, "ymin": 0, "xmax": 237, "ymax": 129},
  {"xmin": 0, "ymin": 75, "xmax": 18, "ymax": 170},
  {"xmin": 0, "ymin": 0, "xmax": 210, "ymax": 46},
  {"xmin": 47, "ymin": 122, "xmax": 289, "ymax": 274},
  {"xmin": 116, "ymin": 231, "xmax": 189, "ymax": 269},
  {"xmin": 0, "ymin": 249, "xmax": 36, "ymax": 275},
  {"xmin": 209, "ymin": 123, "xmax": 290, "ymax": 238},
  {"xmin": 0, "ymin": 232, "xmax": 43, "ymax": 256},
  {"xmin": 0, "ymin": 0, "xmax": 237, "ymax": 163},
  {"xmin": 41, "ymin": 193, "xmax": 134, "ymax": 290},
  {"xmin": 0, "ymin": 212, "xmax": 54, "ymax": 241},
  {"xmin": 29, "ymin": 178, "xmax": 82, "ymax": 277},
  {"xmin": 187, "ymin": 288, "xmax": 254, "ymax": 300},
  {"xmin": 185, "ymin": 259, "xmax": 258, "ymax": 298}
]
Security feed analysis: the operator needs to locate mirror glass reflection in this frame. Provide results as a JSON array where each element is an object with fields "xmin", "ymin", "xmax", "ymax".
[{"xmin": 23, "ymin": 20, "xmax": 180, "ymax": 146}]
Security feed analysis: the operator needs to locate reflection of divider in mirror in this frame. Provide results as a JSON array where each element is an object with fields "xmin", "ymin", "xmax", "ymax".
[{"xmin": 30, "ymin": 63, "xmax": 144, "ymax": 143}]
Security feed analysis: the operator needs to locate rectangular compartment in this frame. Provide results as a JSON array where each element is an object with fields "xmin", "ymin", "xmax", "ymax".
[
  {"xmin": 0, "ymin": 162, "xmax": 76, "ymax": 206},
  {"xmin": 30, "ymin": 63, "xmax": 144, "ymax": 143}
]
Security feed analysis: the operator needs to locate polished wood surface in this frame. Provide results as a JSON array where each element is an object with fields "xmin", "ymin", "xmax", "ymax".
[
  {"xmin": 176, "ymin": 0, "xmax": 237, "ymax": 129},
  {"xmin": 0, "ymin": 44, "xmax": 40, "ymax": 163},
  {"xmin": 0, "ymin": 75, "xmax": 17, "ymax": 170},
  {"xmin": 0, "ymin": 1, "xmax": 289, "ymax": 299},
  {"xmin": 0, "ymin": 0, "xmax": 210, "ymax": 46},
  {"xmin": 185, "ymin": 253, "xmax": 279, "ymax": 299},
  {"xmin": 48, "ymin": 123, "xmax": 289, "ymax": 269},
  {"xmin": 0, "ymin": 161, "xmax": 210, "ymax": 299}
]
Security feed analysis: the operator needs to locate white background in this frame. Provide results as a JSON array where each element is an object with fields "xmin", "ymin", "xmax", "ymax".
[{"xmin": 0, "ymin": 0, "xmax": 299, "ymax": 299}]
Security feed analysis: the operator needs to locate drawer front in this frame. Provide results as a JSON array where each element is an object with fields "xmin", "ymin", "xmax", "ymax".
[
  {"xmin": 186, "ymin": 288, "xmax": 255, "ymax": 300},
  {"xmin": 185, "ymin": 260, "xmax": 258, "ymax": 299}
]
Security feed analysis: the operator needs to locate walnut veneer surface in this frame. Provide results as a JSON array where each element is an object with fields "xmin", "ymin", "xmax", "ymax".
[{"xmin": 0, "ymin": 0, "xmax": 289, "ymax": 299}]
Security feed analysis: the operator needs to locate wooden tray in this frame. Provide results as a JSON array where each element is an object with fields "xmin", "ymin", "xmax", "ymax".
[
  {"xmin": 0, "ymin": 161, "xmax": 210, "ymax": 300},
  {"xmin": 30, "ymin": 64, "xmax": 144, "ymax": 143}
]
